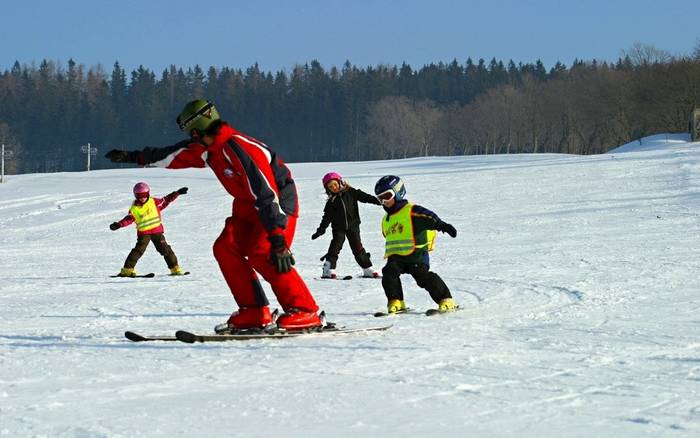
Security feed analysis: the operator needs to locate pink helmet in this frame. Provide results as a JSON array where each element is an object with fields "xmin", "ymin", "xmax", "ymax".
[
  {"xmin": 133, "ymin": 182, "xmax": 150, "ymax": 195},
  {"xmin": 322, "ymin": 172, "xmax": 342, "ymax": 186}
]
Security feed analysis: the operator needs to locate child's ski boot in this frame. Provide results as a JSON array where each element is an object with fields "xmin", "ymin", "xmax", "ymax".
[
  {"xmin": 118, "ymin": 267, "xmax": 137, "ymax": 278},
  {"xmin": 362, "ymin": 267, "xmax": 380, "ymax": 278},
  {"xmin": 387, "ymin": 299, "xmax": 407, "ymax": 314},
  {"xmin": 425, "ymin": 298, "xmax": 460, "ymax": 316},
  {"xmin": 321, "ymin": 260, "xmax": 336, "ymax": 279},
  {"xmin": 437, "ymin": 298, "xmax": 458, "ymax": 313}
]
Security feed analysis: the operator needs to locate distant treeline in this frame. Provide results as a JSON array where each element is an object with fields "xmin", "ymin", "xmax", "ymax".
[{"xmin": 1, "ymin": 43, "xmax": 699, "ymax": 174}]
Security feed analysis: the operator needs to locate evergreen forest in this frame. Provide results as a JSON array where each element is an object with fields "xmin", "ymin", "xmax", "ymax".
[{"xmin": 1, "ymin": 43, "xmax": 699, "ymax": 174}]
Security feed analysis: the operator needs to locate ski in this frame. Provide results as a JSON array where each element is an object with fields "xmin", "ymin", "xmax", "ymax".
[
  {"xmin": 174, "ymin": 324, "xmax": 392, "ymax": 343},
  {"xmin": 124, "ymin": 331, "xmax": 178, "ymax": 342},
  {"xmin": 425, "ymin": 306, "xmax": 462, "ymax": 316},
  {"xmin": 314, "ymin": 275, "xmax": 353, "ymax": 281},
  {"xmin": 374, "ymin": 306, "xmax": 461, "ymax": 317},
  {"xmin": 110, "ymin": 273, "xmax": 155, "ymax": 278},
  {"xmin": 111, "ymin": 272, "xmax": 189, "ymax": 278},
  {"xmin": 373, "ymin": 308, "xmax": 415, "ymax": 317}
]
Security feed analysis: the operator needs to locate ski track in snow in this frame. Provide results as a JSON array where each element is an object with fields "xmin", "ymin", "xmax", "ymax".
[{"xmin": 1, "ymin": 137, "xmax": 700, "ymax": 437}]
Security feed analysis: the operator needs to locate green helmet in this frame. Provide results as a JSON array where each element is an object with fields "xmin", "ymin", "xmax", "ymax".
[{"xmin": 176, "ymin": 99, "xmax": 221, "ymax": 136}]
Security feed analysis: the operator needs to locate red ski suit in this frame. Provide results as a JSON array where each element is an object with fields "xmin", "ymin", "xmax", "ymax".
[{"xmin": 134, "ymin": 123, "xmax": 317, "ymax": 312}]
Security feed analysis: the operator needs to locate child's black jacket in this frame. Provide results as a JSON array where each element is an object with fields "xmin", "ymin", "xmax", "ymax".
[{"xmin": 316, "ymin": 187, "xmax": 380, "ymax": 233}]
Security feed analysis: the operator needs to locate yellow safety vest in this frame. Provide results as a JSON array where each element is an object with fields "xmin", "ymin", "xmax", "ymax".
[
  {"xmin": 382, "ymin": 203, "xmax": 436, "ymax": 258},
  {"xmin": 129, "ymin": 197, "xmax": 162, "ymax": 232}
]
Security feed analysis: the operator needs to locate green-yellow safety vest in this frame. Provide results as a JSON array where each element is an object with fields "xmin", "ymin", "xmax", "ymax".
[
  {"xmin": 129, "ymin": 198, "xmax": 162, "ymax": 232},
  {"xmin": 382, "ymin": 202, "xmax": 436, "ymax": 258}
]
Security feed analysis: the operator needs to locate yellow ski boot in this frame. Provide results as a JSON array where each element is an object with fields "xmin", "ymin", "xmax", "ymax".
[
  {"xmin": 437, "ymin": 298, "xmax": 458, "ymax": 313},
  {"xmin": 170, "ymin": 265, "xmax": 184, "ymax": 276},
  {"xmin": 119, "ymin": 267, "xmax": 136, "ymax": 278},
  {"xmin": 387, "ymin": 299, "xmax": 407, "ymax": 314},
  {"xmin": 425, "ymin": 298, "xmax": 459, "ymax": 316}
]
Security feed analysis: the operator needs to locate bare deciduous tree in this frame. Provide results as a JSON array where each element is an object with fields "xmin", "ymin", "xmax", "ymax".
[
  {"xmin": 366, "ymin": 96, "xmax": 442, "ymax": 159},
  {"xmin": 622, "ymin": 42, "xmax": 673, "ymax": 66}
]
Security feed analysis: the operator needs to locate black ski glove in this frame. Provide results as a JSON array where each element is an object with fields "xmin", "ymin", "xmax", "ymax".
[
  {"xmin": 105, "ymin": 149, "xmax": 137, "ymax": 163},
  {"xmin": 109, "ymin": 222, "xmax": 120, "ymax": 231},
  {"xmin": 269, "ymin": 233, "xmax": 295, "ymax": 273},
  {"xmin": 311, "ymin": 229, "xmax": 325, "ymax": 240},
  {"xmin": 437, "ymin": 221, "xmax": 457, "ymax": 238},
  {"xmin": 177, "ymin": 187, "xmax": 188, "ymax": 195}
]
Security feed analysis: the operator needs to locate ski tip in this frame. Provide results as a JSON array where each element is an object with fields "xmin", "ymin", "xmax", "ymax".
[
  {"xmin": 175, "ymin": 330, "xmax": 198, "ymax": 343},
  {"xmin": 341, "ymin": 275, "xmax": 353, "ymax": 280},
  {"xmin": 339, "ymin": 324, "xmax": 393, "ymax": 333},
  {"xmin": 124, "ymin": 331, "xmax": 147, "ymax": 342}
]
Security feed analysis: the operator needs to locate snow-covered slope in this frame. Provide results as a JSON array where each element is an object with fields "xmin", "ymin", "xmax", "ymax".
[
  {"xmin": 607, "ymin": 132, "xmax": 691, "ymax": 153},
  {"xmin": 2, "ymin": 138, "xmax": 700, "ymax": 437}
]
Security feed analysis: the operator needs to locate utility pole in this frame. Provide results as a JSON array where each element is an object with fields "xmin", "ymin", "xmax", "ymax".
[
  {"xmin": 1, "ymin": 143, "xmax": 14, "ymax": 183},
  {"xmin": 81, "ymin": 142, "xmax": 98, "ymax": 171}
]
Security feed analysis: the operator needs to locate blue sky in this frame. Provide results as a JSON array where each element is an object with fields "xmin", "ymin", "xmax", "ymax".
[{"xmin": 1, "ymin": 0, "xmax": 697, "ymax": 74}]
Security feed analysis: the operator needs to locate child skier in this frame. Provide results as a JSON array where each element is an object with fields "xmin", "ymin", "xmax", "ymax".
[
  {"xmin": 374, "ymin": 175, "xmax": 458, "ymax": 313},
  {"xmin": 312, "ymin": 172, "xmax": 381, "ymax": 279},
  {"xmin": 109, "ymin": 182, "xmax": 188, "ymax": 277}
]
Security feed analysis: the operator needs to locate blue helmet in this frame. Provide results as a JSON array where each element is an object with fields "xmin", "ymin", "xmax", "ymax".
[{"xmin": 374, "ymin": 175, "xmax": 406, "ymax": 202}]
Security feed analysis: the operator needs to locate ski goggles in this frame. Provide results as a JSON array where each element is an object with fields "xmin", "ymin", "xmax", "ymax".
[{"xmin": 376, "ymin": 189, "xmax": 395, "ymax": 203}]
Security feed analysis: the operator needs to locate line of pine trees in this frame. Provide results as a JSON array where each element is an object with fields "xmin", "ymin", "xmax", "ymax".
[{"xmin": 1, "ymin": 43, "xmax": 699, "ymax": 174}]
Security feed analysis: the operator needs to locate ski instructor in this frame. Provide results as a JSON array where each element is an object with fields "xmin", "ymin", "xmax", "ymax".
[{"xmin": 105, "ymin": 99, "xmax": 322, "ymax": 331}]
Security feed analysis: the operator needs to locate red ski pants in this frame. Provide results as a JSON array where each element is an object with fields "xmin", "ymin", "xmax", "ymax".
[{"xmin": 213, "ymin": 212, "xmax": 318, "ymax": 312}]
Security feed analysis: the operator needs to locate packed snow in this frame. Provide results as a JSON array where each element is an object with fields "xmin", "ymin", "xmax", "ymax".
[{"xmin": 1, "ymin": 135, "xmax": 699, "ymax": 437}]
